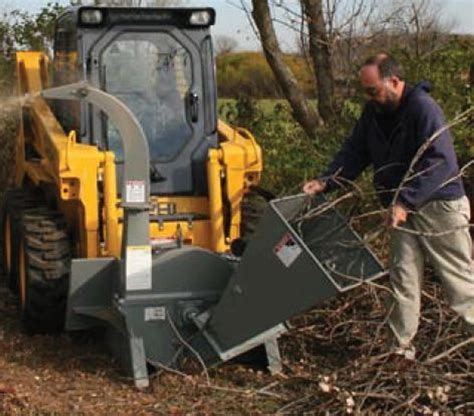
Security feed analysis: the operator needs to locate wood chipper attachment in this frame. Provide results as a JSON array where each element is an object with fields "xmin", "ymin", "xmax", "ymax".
[
  {"xmin": 189, "ymin": 194, "xmax": 387, "ymax": 369},
  {"xmin": 41, "ymin": 83, "xmax": 386, "ymax": 388}
]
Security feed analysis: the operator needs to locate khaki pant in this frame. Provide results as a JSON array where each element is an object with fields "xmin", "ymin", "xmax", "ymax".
[{"xmin": 389, "ymin": 196, "xmax": 474, "ymax": 349}]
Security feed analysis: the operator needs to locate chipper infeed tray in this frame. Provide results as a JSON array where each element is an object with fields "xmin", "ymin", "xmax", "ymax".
[{"xmin": 192, "ymin": 194, "xmax": 387, "ymax": 366}]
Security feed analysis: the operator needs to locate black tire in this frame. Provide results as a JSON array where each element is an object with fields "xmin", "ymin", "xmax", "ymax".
[
  {"xmin": 240, "ymin": 186, "xmax": 275, "ymax": 238},
  {"xmin": 1, "ymin": 189, "xmax": 44, "ymax": 292},
  {"xmin": 240, "ymin": 194, "xmax": 266, "ymax": 238},
  {"xmin": 17, "ymin": 208, "xmax": 71, "ymax": 333},
  {"xmin": 232, "ymin": 187, "xmax": 274, "ymax": 257}
]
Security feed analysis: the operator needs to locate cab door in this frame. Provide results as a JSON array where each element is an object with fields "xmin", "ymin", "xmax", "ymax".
[{"xmin": 90, "ymin": 27, "xmax": 213, "ymax": 195}]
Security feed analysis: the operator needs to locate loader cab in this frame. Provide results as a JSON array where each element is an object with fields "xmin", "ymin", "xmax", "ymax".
[{"xmin": 53, "ymin": 6, "xmax": 218, "ymax": 196}]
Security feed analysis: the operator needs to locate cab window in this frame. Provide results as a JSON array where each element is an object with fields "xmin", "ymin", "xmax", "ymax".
[{"xmin": 53, "ymin": 14, "xmax": 80, "ymax": 135}]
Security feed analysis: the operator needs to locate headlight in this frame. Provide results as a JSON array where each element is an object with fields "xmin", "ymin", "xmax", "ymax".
[
  {"xmin": 80, "ymin": 9, "xmax": 104, "ymax": 25},
  {"xmin": 189, "ymin": 11, "xmax": 211, "ymax": 26}
]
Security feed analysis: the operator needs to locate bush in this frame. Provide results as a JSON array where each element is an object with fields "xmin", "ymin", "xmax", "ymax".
[
  {"xmin": 395, "ymin": 38, "xmax": 474, "ymax": 162},
  {"xmin": 219, "ymin": 96, "xmax": 352, "ymax": 195}
]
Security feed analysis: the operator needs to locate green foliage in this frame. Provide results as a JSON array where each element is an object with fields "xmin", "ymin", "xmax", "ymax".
[
  {"xmin": 0, "ymin": 3, "xmax": 64, "ymax": 92},
  {"xmin": 340, "ymin": 98, "xmax": 363, "ymax": 122},
  {"xmin": 394, "ymin": 37, "xmax": 474, "ymax": 162},
  {"xmin": 0, "ymin": 56, "xmax": 14, "ymax": 93},
  {"xmin": 219, "ymin": 96, "xmax": 346, "ymax": 195},
  {"xmin": 10, "ymin": 2, "xmax": 64, "ymax": 53}
]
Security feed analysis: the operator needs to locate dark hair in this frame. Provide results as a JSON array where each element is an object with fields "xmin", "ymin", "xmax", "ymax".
[{"xmin": 363, "ymin": 53, "xmax": 405, "ymax": 80}]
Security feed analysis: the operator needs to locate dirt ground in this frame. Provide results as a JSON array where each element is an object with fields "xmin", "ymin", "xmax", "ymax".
[
  {"xmin": 1, "ymin": 278, "xmax": 473, "ymax": 415},
  {"xmin": 0, "ymin": 284, "xmax": 288, "ymax": 415}
]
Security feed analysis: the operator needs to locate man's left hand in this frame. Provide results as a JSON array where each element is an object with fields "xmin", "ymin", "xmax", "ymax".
[{"xmin": 387, "ymin": 203, "xmax": 408, "ymax": 228}]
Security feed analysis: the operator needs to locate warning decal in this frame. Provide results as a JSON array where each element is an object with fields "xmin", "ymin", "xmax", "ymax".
[
  {"xmin": 126, "ymin": 245, "xmax": 152, "ymax": 291},
  {"xmin": 145, "ymin": 307, "xmax": 166, "ymax": 322},
  {"xmin": 274, "ymin": 233, "xmax": 302, "ymax": 268},
  {"xmin": 125, "ymin": 180, "xmax": 146, "ymax": 204}
]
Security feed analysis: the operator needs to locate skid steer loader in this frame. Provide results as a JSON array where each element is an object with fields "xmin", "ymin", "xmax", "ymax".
[{"xmin": 1, "ymin": 5, "xmax": 386, "ymax": 388}]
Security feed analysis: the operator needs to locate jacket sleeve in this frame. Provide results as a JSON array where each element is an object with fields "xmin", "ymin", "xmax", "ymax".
[
  {"xmin": 320, "ymin": 116, "xmax": 370, "ymax": 191},
  {"xmin": 397, "ymin": 98, "xmax": 458, "ymax": 209}
]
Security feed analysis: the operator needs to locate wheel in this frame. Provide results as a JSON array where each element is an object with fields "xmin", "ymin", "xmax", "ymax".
[
  {"xmin": 240, "ymin": 193, "xmax": 266, "ymax": 238},
  {"xmin": 1, "ymin": 189, "xmax": 44, "ymax": 292},
  {"xmin": 17, "ymin": 208, "xmax": 71, "ymax": 333},
  {"xmin": 3, "ymin": 214, "xmax": 11, "ymax": 276}
]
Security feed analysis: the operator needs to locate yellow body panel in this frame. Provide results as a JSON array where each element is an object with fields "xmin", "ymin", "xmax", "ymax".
[
  {"xmin": 218, "ymin": 122, "xmax": 262, "ymax": 243},
  {"xmin": 15, "ymin": 52, "xmax": 263, "ymax": 259},
  {"xmin": 16, "ymin": 52, "xmax": 105, "ymax": 257}
]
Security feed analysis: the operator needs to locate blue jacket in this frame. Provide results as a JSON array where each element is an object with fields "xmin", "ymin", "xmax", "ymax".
[{"xmin": 322, "ymin": 82, "xmax": 465, "ymax": 208}]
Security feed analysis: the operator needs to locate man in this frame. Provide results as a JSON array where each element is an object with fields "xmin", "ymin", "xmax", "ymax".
[{"xmin": 303, "ymin": 53, "xmax": 474, "ymax": 359}]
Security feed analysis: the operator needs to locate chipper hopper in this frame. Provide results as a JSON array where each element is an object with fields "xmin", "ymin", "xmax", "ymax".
[{"xmin": 40, "ymin": 83, "xmax": 386, "ymax": 388}]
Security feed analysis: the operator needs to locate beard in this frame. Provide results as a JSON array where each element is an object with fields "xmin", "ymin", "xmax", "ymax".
[{"xmin": 373, "ymin": 90, "xmax": 399, "ymax": 114}]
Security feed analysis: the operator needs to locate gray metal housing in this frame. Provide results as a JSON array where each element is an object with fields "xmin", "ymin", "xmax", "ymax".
[{"xmin": 194, "ymin": 194, "xmax": 386, "ymax": 360}]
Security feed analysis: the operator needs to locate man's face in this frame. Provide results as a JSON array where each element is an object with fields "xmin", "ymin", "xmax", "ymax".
[{"xmin": 360, "ymin": 65, "xmax": 400, "ymax": 114}]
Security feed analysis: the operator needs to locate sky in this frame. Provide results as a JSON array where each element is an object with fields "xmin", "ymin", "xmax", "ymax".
[{"xmin": 2, "ymin": 0, "xmax": 473, "ymax": 50}]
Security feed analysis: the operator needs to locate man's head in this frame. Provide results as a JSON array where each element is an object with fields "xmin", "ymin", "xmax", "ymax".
[{"xmin": 360, "ymin": 54, "xmax": 405, "ymax": 114}]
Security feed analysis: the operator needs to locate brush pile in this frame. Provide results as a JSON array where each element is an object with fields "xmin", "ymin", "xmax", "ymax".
[{"xmin": 274, "ymin": 279, "xmax": 474, "ymax": 414}]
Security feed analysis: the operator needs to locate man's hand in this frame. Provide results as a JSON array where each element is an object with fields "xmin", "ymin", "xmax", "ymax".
[
  {"xmin": 386, "ymin": 203, "xmax": 408, "ymax": 228},
  {"xmin": 303, "ymin": 179, "xmax": 327, "ymax": 196}
]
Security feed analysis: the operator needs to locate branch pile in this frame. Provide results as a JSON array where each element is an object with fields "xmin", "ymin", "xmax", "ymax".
[{"xmin": 274, "ymin": 281, "xmax": 473, "ymax": 414}]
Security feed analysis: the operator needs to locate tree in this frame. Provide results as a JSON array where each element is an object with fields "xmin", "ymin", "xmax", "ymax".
[
  {"xmin": 251, "ymin": 0, "xmax": 321, "ymax": 138},
  {"xmin": 379, "ymin": 0, "xmax": 454, "ymax": 59},
  {"xmin": 250, "ymin": 0, "xmax": 342, "ymax": 132},
  {"xmin": 215, "ymin": 35, "xmax": 239, "ymax": 57},
  {"xmin": 242, "ymin": 0, "xmax": 455, "ymax": 138},
  {"xmin": 302, "ymin": 0, "xmax": 335, "ymax": 122},
  {"xmin": 3, "ymin": 2, "xmax": 64, "ymax": 55},
  {"xmin": 250, "ymin": 0, "xmax": 341, "ymax": 129}
]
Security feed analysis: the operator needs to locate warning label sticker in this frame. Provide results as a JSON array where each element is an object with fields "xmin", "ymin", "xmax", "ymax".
[
  {"xmin": 125, "ymin": 180, "xmax": 146, "ymax": 204},
  {"xmin": 126, "ymin": 245, "xmax": 152, "ymax": 291},
  {"xmin": 274, "ymin": 233, "xmax": 302, "ymax": 268},
  {"xmin": 145, "ymin": 306, "xmax": 166, "ymax": 322}
]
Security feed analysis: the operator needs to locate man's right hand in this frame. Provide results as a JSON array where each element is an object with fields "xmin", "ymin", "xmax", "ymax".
[{"xmin": 303, "ymin": 179, "xmax": 327, "ymax": 196}]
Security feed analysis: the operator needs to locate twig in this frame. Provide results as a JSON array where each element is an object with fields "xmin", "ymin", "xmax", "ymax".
[
  {"xmin": 167, "ymin": 312, "xmax": 211, "ymax": 386},
  {"xmin": 198, "ymin": 383, "xmax": 285, "ymax": 400},
  {"xmin": 425, "ymin": 337, "xmax": 474, "ymax": 364}
]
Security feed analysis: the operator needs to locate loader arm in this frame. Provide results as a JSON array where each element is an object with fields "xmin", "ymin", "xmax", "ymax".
[{"xmin": 16, "ymin": 52, "xmax": 111, "ymax": 258}]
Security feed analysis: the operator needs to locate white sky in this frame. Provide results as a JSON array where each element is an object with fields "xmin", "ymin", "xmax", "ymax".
[{"xmin": 2, "ymin": 0, "xmax": 473, "ymax": 50}]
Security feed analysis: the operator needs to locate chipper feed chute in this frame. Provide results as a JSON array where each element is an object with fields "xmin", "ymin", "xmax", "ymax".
[
  {"xmin": 41, "ymin": 83, "xmax": 386, "ymax": 388},
  {"xmin": 190, "ymin": 194, "xmax": 387, "ymax": 367}
]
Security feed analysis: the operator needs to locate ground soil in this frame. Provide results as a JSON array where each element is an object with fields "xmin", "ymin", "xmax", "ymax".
[
  {"xmin": 2, "ymin": 279, "xmax": 473, "ymax": 415},
  {"xmin": 0, "ymin": 284, "xmax": 295, "ymax": 415}
]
